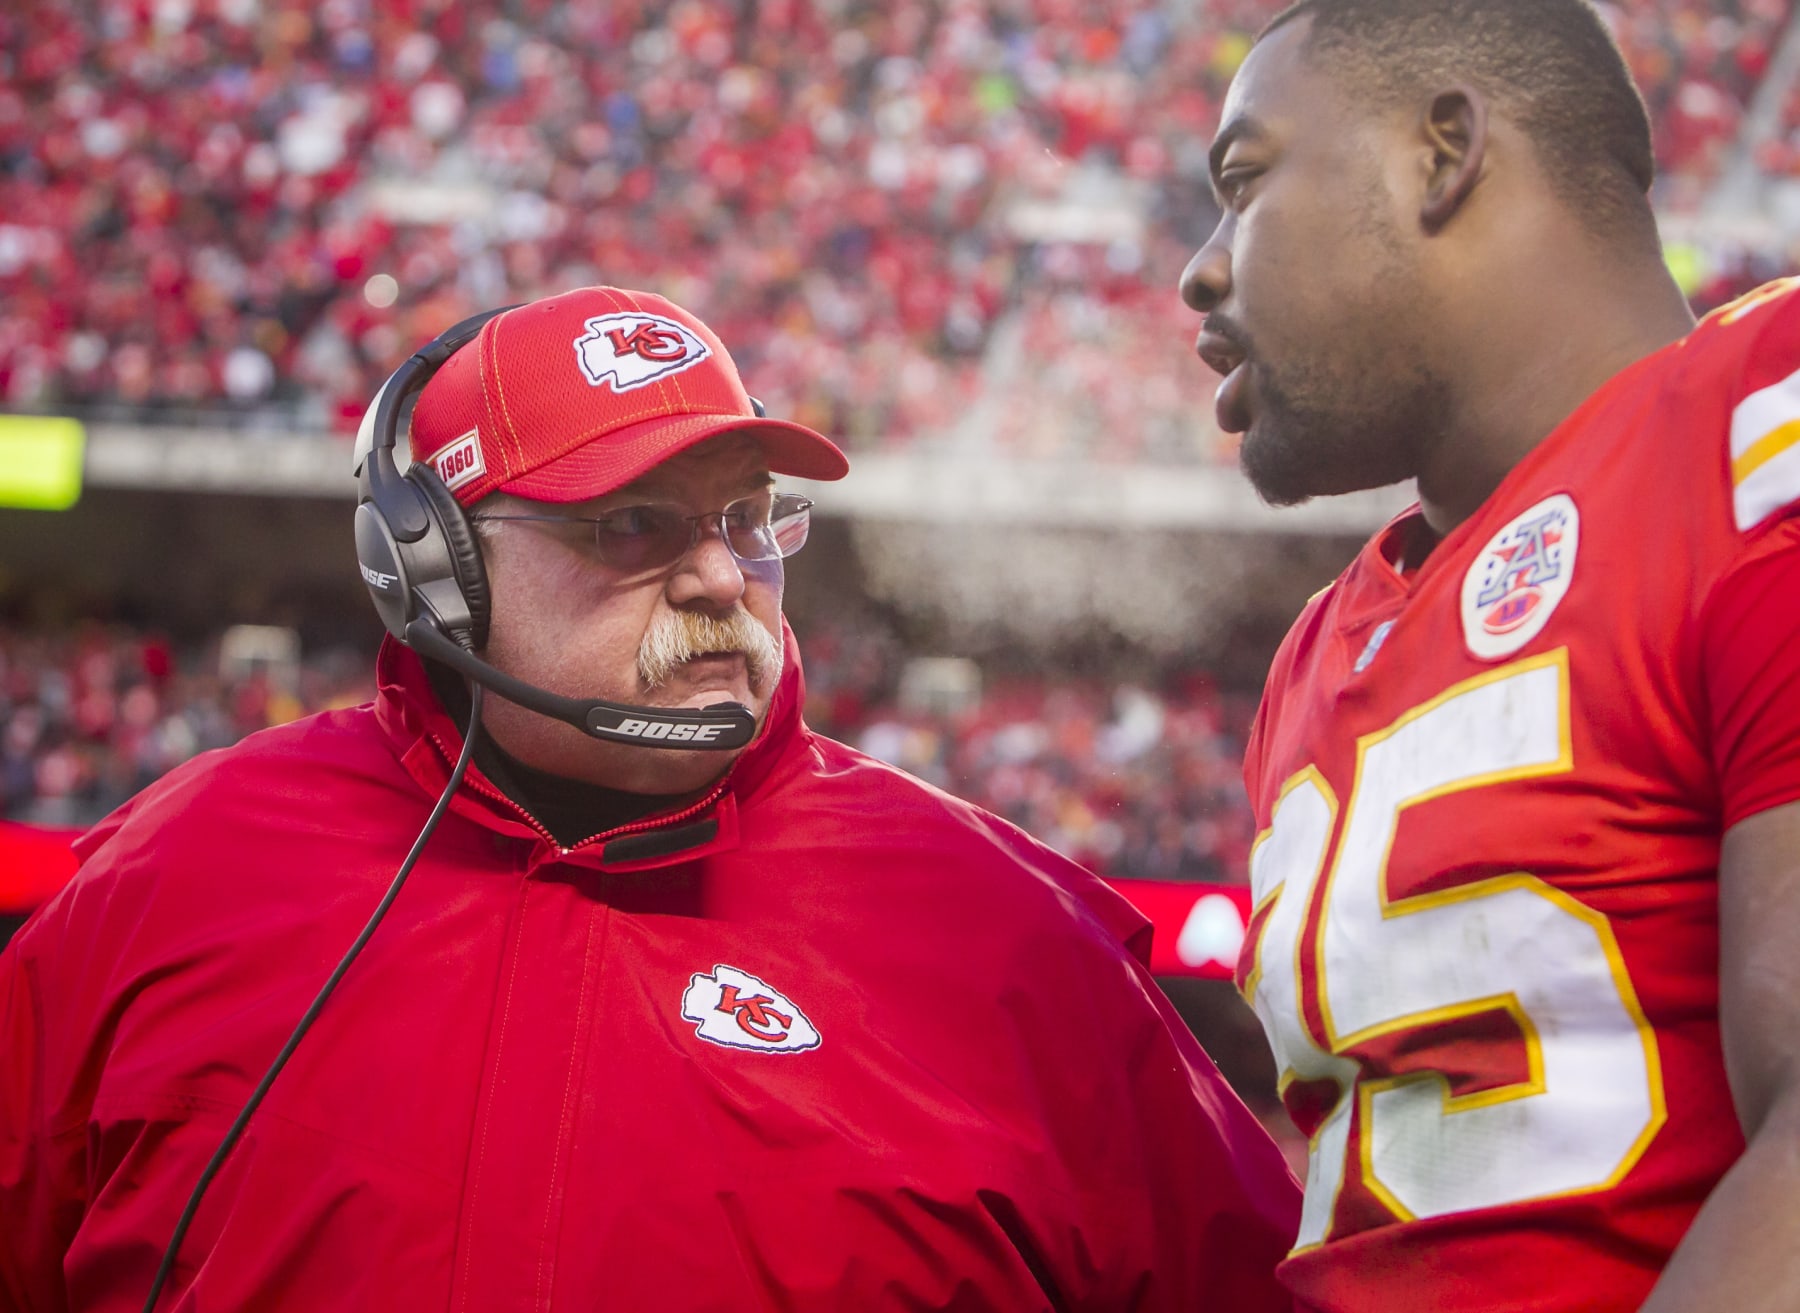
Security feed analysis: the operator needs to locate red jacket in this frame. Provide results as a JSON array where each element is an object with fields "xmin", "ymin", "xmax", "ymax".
[{"xmin": 1, "ymin": 631, "xmax": 1300, "ymax": 1311}]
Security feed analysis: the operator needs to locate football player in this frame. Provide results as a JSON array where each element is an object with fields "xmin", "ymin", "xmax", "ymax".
[{"xmin": 1181, "ymin": 1, "xmax": 1800, "ymax": 1309}]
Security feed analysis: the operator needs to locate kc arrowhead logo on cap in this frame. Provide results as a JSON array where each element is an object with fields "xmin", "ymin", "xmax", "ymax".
[
  {"xmin": 405, "ymin": 286, "xmax": 848, "ymax": 508},
  {"xmin": 573, "ymin": 312, "xmax": 713, "ymax": 393}
]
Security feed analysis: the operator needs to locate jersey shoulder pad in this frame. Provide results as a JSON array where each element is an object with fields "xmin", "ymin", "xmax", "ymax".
[{"xmin": 1697, "ymin": 279, "xmax": 1800, "ymax": 535}]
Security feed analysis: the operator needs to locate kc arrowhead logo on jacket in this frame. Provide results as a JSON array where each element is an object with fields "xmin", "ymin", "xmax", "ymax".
[
  {"xmin": 682, "ymin": 964, "xmax": 821, "ymax": 1053},
  {"xmin": 573, "ymin": 312, "xmax": 713, "ymax": 393}
]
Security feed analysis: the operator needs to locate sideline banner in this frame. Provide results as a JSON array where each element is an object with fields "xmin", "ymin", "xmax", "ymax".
[
  {"xmin": 0, "ymin": 821, "xmax": 81, "ymax": 915},
  {"xmin": 1107, "ymin": 878, "xmax": 1251, "ymax": 980}
]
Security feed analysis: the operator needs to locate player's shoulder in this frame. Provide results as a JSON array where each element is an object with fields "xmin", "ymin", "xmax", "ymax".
[
  {"xmin": 1262, "ymin": 579, "xmax": 1336, "ymax": 698},
  {"xmin": 1243, "ymin": 559, "xmax": 1359, "ymax": 791},
  {"xmin": 1688, "ymin": 276, "xmax": 1800, "ymax": 354},
  {"xmin": 1668, "ymin": 278, "xmax": 1800, "ymax": 538}
]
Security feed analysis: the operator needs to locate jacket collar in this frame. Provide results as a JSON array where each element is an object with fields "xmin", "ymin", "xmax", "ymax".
[{"xmin": 373, "ymin": 620, "xmax": 808, "ymax": 868}]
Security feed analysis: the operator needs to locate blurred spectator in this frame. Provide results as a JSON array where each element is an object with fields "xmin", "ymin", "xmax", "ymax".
[
  {"xmin": 0, "ymin": 623, "xmax": 371, "ymax": 827},
  {"xmin": 1755, "ymin": 68, "xmax": 1800, "ymax": 176},
  {"xmin": 1601, "ymin": 0, "xmax": 1792, "ymax": 199},
  {"xmin": 803, "ymin": 619, "xmax": 1258, "ymax": 883}
]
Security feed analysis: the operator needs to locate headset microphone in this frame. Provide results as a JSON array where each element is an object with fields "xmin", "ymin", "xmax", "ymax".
[
  {"xmin": 403, "ymin": 619, "xmax": 753, "ymax": 748},
  {"xmin": 350, "ymin": 305, "xmax": 755, "ymax": 751}
]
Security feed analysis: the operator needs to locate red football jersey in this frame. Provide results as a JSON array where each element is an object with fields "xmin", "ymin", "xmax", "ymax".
[{"xmin": 1239, "ymin": 279, "xmax": 1800, "ymax": 1312}]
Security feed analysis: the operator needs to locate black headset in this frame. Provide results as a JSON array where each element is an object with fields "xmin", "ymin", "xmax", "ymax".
[{"xmin": 350, "ymin": 306, "xmax": 756, "ymax": 750}]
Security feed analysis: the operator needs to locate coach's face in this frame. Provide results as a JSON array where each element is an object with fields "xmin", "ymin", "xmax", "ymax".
[
  {"xmin": 474, "ymin": 435, "xmax": 786, "ymax": 795},
  {"xmin": 1180, "ymin": 17, "xmax": 1451, "ymax": 505}
]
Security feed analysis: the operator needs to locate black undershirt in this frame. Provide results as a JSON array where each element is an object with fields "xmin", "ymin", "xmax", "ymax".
[{"xmin": 425, "ymin": 659, "xmax": 691, "ymax": 847}]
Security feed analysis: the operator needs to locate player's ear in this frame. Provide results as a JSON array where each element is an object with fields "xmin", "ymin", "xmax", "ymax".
[{"xmin": 1419, "ymin": 84, "xmax": 1487, "ymax": 232}]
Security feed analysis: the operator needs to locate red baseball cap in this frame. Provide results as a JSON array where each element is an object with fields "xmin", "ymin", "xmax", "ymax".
[{"xmin": 407, "ymin": 286, "xmax": 849, "ymax": 505}]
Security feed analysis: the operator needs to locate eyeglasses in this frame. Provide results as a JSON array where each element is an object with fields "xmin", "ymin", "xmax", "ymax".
[{"xmin": 471, "ymin": 490, "xmax": 814, "ymax": 574}]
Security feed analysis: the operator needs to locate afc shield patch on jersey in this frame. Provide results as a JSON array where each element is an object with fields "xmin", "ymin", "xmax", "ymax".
[
  {"xmin": 682, "ymin": 964, "xmax": 821, "ymax": 1054},
  {"xmin": 573, "ymin": 312, "xmax": 712, "ymax": 393},
  {"xmin": 1461, "ymin": 493, "xmax": 1580, "ymax": 660}
]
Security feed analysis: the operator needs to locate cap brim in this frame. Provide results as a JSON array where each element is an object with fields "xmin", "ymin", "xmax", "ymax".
[{"xmin": 488, "ymin": 412, "xmax": 850, "ymax": 504}]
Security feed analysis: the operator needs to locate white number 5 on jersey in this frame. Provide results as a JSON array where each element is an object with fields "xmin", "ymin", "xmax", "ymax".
[{"xmin": 1244, "ymin": 650, "xmax": 1665, "ymax": 1247}]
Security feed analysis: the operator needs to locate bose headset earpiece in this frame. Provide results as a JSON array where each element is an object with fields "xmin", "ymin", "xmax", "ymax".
[
  {"xmin": 352, "ymin": 306, "xmax": 510, "ymax": 652},
  {"xmin": 351, "ymin": 306, "xmax": 757, "ymax": 751}
]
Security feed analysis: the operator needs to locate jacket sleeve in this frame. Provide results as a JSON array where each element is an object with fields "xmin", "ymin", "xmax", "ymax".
[
  {"xmin": 1001, "ymin": 858, "xmax": 1301, "ymax": 1310},
  {"xmin": 0, "ymin": 918, "xmax": 83, "ymax": 1313},
  {"xmin": 1092, "ymin": 950, "xmax": 1302, "ymax": 1312}
]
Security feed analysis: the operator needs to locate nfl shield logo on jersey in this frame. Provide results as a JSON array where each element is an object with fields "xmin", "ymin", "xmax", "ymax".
[
  {"xmin": 682, "ymin": 964, "xmax": 821, "ymax": 1054},
  {"xmin": 1461, "ymin": 493, "xmax": 1580, "ymax": 660}
]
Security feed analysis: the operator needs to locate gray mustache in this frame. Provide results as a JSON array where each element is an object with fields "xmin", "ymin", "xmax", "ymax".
[{"xmin": 637, "ymin": 609, "xmax": 783, "ymax": 692}]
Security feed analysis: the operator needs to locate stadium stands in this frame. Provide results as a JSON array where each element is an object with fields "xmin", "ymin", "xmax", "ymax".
[
  {"xmin": 1759, "ymin": 62, "xmax": 1800, "ymax": 172},
  {"xmin": 803, "ymin": 617, "xmax": 1259, "ymax": 881},
  {"xmin": 1606, "ymin": 0, "xmax": 1792, "ymax": 184},
  {"xmin": 0, "ymin": 622, "xmax": 372, "ymax": 828},
  {"xmin": 4, "ymin": 0, "xmax": 1793, "ymax": 462}
]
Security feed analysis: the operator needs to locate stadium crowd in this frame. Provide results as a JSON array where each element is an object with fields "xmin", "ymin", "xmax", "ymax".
[
  {"xmin": 1606, "ymin": 0, "xmax": 1793, "ymax": 195},
  {"xmin": 0, "ymin": 619, "xmax": 1257, "ymax": 885},
  {"xmin": 0, "ymin": 623, "xmax": 373, "ymax": 830},
  {"xmin": 1763, "ymin": 63, "xmax": 1800, "ymax": 172},
  {"xmin": 1, "ymin": 0, "xmax": 1793, "ymax": 464}
]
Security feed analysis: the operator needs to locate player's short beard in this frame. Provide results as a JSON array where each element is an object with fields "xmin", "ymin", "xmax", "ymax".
[
  {"xmin": 1234, "ymin": 172, "xmax": 1453, "ymax": 506},
  {"xmin": 1240, "ymin": 355, "xmax": 1451, "ymax": 507},
  {"xmin": 638, "ymin": 608, "xmax": 783, "ymax": 695}
]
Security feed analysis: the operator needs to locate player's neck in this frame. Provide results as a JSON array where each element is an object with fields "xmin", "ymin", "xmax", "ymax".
[{"xmin": 1416, "ymin": 250, "xmax": 1695, "ymax": 538}]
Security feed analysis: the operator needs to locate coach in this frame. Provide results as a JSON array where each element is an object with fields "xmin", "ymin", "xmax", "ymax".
[{"xmin": 0, "ymin": 287, "xmax": 1299, "ymax": 1312}]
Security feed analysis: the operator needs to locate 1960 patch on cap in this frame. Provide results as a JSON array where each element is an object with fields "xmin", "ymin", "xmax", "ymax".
[
  {"xmin": 433, "ymin": 428, "xmax": 486, "ymax": 492},
  {"xmin": 1460, "ymin": 493, "xmax": 1580, "ymax": 661}
]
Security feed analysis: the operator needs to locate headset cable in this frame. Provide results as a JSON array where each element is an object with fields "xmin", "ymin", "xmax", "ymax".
[{"xmin": 142, "ymin": 681, "xmax": 486, "ymax": 1312}]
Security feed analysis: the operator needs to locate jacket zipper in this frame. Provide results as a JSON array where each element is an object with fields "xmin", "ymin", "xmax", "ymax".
[{"xmin": 425, "ymin": 730, "xmax": 732, "ymax": 856}]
